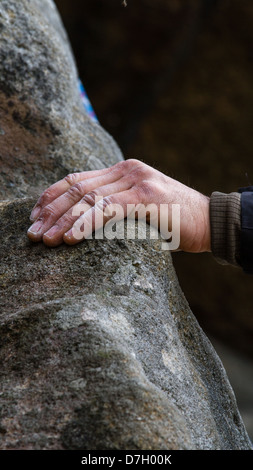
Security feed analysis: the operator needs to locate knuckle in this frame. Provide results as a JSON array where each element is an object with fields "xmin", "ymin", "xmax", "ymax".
[
  {"xmin": 95, "ymin": 195, "xmax": 112, "ymax": 213},
  {"xmin": 129, "ymin": 160, "xmax": 148, "ymax": 176},
  {"xmin": 39, "ymin": 188, "xmax": 53, "ymax": 205},
  {"xmin": 81, "ymin": 190, "xmax": 99, "ymax": 207},
  {"xmin": 59, "ymin": 212, "xmax": 74, "ymax": 226},
  {"xmin": 129, "ymin": 166, "xmax": 147, "ymax": 185},
  {"xmin": 113, "ymin": 158, "xmax": 141, "ymax": 174},
  {"xmin": 67, "ymin": 182, "xmax": 84, "ymax": 201},
  {"xmin": 102, "ymin": 196, "xmax": 117, "ymax": 218},
  {"xmin": 41, "ymin": 204, "xmax": 57, "ymax": 219},
  {"xmin": 111, "ymin": 160, "xmax": 127, "ymax": 175},
  {"xmin": 64, "ymin": 173, "xmax": 79, "ymax": 186},
  {"xmin": 102, "ymin": 195, "xmax": 113, "ymax": 208},
  {"xmin": 99, "ymin": 196, "xmax": 115, "ymax": 218},
  {"xmin": 115, "ymin": 159, "xmax": 129, "ymax": 168},
  {"xmin": 126, "ymin": 158, "xmax": 142, "ymax": 167}
]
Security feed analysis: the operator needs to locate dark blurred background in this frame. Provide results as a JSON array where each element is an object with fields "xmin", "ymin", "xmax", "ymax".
[{"xmin": 54, "ymin": 0, "xmax": 253, "ymax": 439}]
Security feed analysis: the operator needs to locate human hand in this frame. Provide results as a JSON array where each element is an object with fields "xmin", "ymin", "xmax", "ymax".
[{"xmin": 27, "ymin": 159, "xmax": 211, "ymax": 253}]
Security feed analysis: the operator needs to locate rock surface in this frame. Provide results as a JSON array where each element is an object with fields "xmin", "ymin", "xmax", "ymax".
[{"xmin": 0, "ymin": 0, "xmax": 252, "ymax": 450}]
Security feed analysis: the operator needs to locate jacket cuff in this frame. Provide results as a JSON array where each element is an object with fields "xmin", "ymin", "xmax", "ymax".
[
  {"xmin": 238, "ymin": 186, "xmax": 253, "ymax": 274},
  {"xmin": 210, "ymin": 191, "xmax": 241, "ymax": 267}
]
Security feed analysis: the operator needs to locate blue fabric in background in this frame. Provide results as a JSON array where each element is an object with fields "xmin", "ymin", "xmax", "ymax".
[{"xmin": 78, "ymin": 79, "xmax": 98, "ymax": 123}]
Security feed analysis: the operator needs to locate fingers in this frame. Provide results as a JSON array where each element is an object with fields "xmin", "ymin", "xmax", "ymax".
[
  {"xmin": 63, "ymin": 188, "xmax": 139, "ymax": 246},
  {"xmin": 28, "ymin": 176, "xmax": 134, "ymax": 246},
  {"xmin": 41, "ymin": 201, "xmax": 92, "ymax": 247},
  {"xmin": 27, "ymin": 159, "xmax": 152, "ymax": 247},
  {"xmin": 29, "ymin": 162, "xmax": 127, "ymax": 222}
]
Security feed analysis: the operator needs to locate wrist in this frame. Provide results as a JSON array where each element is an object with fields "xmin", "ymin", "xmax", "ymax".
[
  {"xmin": 201, "ymin": 195, "xmax": 211, "ymax": 252},
  {"xmin": 181, "ymin": 191, "xmax": 211, "ymax": 253}
]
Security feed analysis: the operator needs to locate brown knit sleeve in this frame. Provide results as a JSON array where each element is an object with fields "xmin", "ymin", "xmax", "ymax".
[{"xmin": 210, "ymin": 191, "xmax": 241, "ymax": 267}]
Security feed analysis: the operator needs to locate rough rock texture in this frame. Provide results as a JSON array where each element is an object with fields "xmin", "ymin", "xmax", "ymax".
[
  {"xmin": 0, "ymin": 0, "xmax": 120, "ymax": 201},
  {"xmin": 0, "ymin": 0, "xmax": 252, "ymax": 450}
]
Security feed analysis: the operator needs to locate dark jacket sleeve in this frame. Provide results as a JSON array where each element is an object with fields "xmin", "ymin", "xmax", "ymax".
[
  {"xmin": 238, "ymin": 186, "xmax": 253, "ymax": 274},
  {"xmin": 209, "ymin": 191, "xmax": 241, "ymax": 267}
]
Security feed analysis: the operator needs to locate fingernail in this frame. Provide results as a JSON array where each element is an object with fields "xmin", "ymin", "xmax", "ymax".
[
  {"xmin": 28, "ymin": 220, "xmax": 43, "ymax": 234},
  {"xmin": 64, "ymin": 229, "xmax": 72, "ymax": 239},
  {"xmin": 30, "ymin": 206, "xmax": 41, "ymax": 221},
  {"xmin": 44, "ymin": 226, "xmax": 59, "ymax": 238}
]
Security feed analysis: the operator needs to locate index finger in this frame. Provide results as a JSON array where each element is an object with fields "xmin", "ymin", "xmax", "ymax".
[{"xmin": 30, "ymin": 165, "xmax": 118, "ymax": 221}]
